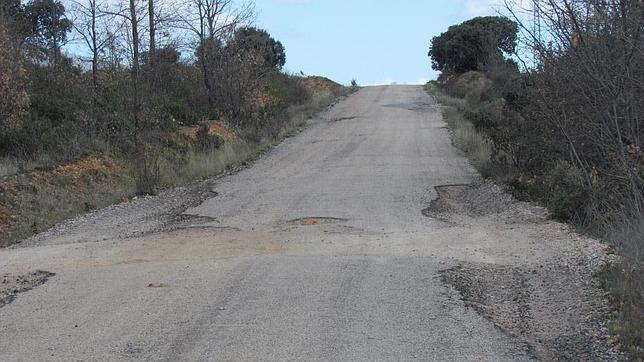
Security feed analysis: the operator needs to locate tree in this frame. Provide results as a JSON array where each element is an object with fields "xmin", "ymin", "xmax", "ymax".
[
  {"xmin": 145, "ymin": 0, "xmax": 182, "ymax": 80},
  {"xmin": 231, "ymin": 27, "xmax": 285, "ymax": 69},
  {"xmin": 105, "ymin": 0, "xmax": 145, "ymax": 127},
  {"xmin": 504, "ymin": 0, "xmax": 644, "ymax": 215},
  {"xmin": 0, "ymin": 21, "xmax": 29, "ymax": 138},
  {"xmin": 176, "ymin": 0, "xmax": 255, "ymax": 111},
  {"xmin": 69, "ymin": 0, "xmax": 116, "ymax": 91},
  {"xmin": 148, "ymin": 0, "xmax": 155, "ymax": 56},
  {"xmin": 0, "ymin": 0, "xmax": 30, "ymax": 47},
  {"xmin": 213, "ymin": 42, "xmax": 271, "ymax": 125},
  {"xmin": 24, "ymin": 0, "xmax": 72, "ymax": 64},
  {"xmin": 428, "ymin": 16, "xmax": 518, "ymax": 75}
]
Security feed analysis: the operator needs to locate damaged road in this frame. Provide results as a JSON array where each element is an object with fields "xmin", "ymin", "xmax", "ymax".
[{"xmin": 0, "ymin": 86, "xmax": 619, "ymax": 360}]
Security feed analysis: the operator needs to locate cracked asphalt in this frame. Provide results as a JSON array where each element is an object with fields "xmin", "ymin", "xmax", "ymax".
[{"xmin": 0, "ymin": 86, "xmax": 611, "ymax": 360}]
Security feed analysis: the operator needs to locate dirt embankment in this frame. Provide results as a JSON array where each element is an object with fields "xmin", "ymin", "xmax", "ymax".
[
  {"xmin": 0, "ymin": 155, "xmax": 131, "ymax": 247},
  {"xmin": 0, "ymin": 122, "xmax": 238, "ymax": 247}
]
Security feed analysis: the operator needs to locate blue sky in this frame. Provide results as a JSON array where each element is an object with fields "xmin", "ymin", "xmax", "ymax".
[{"xmin": 253, "ymin": 0, "xmax": 506, "ymax": 85}]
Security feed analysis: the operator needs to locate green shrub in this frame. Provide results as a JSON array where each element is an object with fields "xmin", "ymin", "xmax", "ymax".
[
  {"xmin": 543, "ymin": 161, "xmax": 588, "ymax": 221},
  {"xmin": 267, "ymin": 72, "xmax": 311, "ymax": 109}
]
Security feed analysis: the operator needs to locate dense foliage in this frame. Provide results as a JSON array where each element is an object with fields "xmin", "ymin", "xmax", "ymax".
[
  {"xmin": 428, "ymin": 16, "xmax": 518, "ymax": 75},
  {"xmin": 0, "ymin": 0, "xmax": 311, "ymax": 167},
  {"xmin": 232, "ymin": 27, "xmax": 286, "ymax": 70}
]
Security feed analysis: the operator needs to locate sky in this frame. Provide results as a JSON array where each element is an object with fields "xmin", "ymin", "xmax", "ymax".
[{"xmin": 253, "ymin": 0, "xmax": 509, "ymax": 85}]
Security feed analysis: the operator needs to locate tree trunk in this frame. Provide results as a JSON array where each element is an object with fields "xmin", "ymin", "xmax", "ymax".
[
  {"xmin": 199, "ymin": 38, "xmax": 216, "ymax": 112},
  {"xmin": 129, "ymin": 0, "xmax": 140, "ymax": 129},
  {"xmin": 91, "ymin": 0, "xmax": 98, "ymax": 92},
  {"xmin": 148, "ymin": 0, "xmax": 155, "ymax": 60}
]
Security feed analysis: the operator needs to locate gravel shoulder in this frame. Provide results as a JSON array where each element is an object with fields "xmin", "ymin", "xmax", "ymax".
[{"xmin": 427, "ymin": 179, "xmax": 621, "ymax": 360}]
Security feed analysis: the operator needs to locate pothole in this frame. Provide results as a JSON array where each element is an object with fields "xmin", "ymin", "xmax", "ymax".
[
  {"xmin": 440, "ymin": 262, "xmax": 618, "ymax": 360},
  {"xmin": 166, "ymin": 213, "xmax": 218, "ymax": 231},
  {"xmin": 422, "ymin": 183, "xmax": 470, "ymax": 222},
  {"xmin": 181, "ymin": 226, "xmax": 242, "ymax": 232},
  {"xmin": 422, "ymin": 180, "xmax": 546, "ymax": 222},
  {"xmin": 287, "ymin": 217, "xmax": 350, "ymax": 226},
  {"xmin": 1, "ymin": 270, "xmax": 55, "ymax": 308},
  {"xmin": 331, "ymin": 116, "xmax": 358, "ymax": 122}
]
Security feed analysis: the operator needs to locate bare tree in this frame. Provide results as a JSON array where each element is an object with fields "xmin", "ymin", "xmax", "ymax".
[
  {"xmin": 104, "ymin": 0, "xmax": 147, "ymax": 128},
  {"xmin": 0, "ymin": 20, "xmax": 29, "ymax": 135},
  {"xmin": 68, "ymin": 0, "xmax": 117, "ymax": 91},
  {"xmin": 148, "ymin": 0, "xmax": 155, "ymax": 56},
  {"xmin": 175, "ymin": 0, "xmax": 255, "ymax": 111},
  {"xmin": 505, "ymin": 0, "xmax": 644, "ymax": 217}
]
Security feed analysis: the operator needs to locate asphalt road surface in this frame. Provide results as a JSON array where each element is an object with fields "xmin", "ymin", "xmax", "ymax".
[{"xmin": 0, "ymin": 86, "xmax": 539, "ymax": 360}]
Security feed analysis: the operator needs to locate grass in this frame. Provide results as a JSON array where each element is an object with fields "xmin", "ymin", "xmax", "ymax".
[
  {"xmin": 0, "ymin": 157, "xmax": 18, "ymax": 178},
  {"xmin": 0, "ymin": 154, "xmax": 58, "ymax": 179},
  {"xmin": 425, "ymin": 83, "xmax": 493, "ymax": 174},
  {"xmin": 0, "ymin": 155, "xmax": 136, "ymax": 246},
  {"xmin": 601, "ymin": 215, "xmax": 644, "ymax": 359}
]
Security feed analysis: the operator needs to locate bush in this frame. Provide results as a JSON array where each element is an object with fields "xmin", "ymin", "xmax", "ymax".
[
  {"xmin": 443, "ymin": 71, "xmax": 492, "ymax": 98},
  {"xmin": 132, "ymin": 149, "xmax": 163, "ymax": 195},
  {"xmin": 431, "ymin": 5, "xmax": 644, "ymax": 355},
  {"xmin": 542, "ymin": 161, "xmax": 589, "ymax": 221},
  {"xmin": 267, "ymin": 72, "xmax": 311, "ymax": 109}
]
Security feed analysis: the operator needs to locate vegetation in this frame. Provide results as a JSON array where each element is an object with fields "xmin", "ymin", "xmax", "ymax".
[
  {"xmin": 428, "ymin": 2, "xmax": 643, "ymax": 357},
  {"xmin": 425, "ymin": 84, "xmax": 493, "ymax": 174},
  {"xmin": 428, "ymin": 16, "xmax": 518, "ymax": 76},
  {"xmin": 0, "ymin": 0, "xmax": 350, "ymax": 246}
]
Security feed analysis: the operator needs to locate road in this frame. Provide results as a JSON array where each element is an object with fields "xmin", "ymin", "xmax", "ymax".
[{"xmin": 0, "ymin": 86, "xmax": 610, "ymax": 360}]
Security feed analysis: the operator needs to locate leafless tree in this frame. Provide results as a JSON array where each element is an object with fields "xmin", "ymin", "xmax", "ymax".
[
  {"xmin": 147, "ymin": 0, "xmax": 177, "ymax": 58},
  {"xmin": 148, "ymin": 0, "xmax": 155, "ymax": 56},
  {"xmin": 104, "ymin": 0, "xmax": 149, "ymax": 128},
  {"xmin": 174, "ymin": 0, "xmax": 255, "ymax": 110},
  {"xmin": 505, "ymin": 0, "xmax": 644, "ymax": 217},
  {"xmin": 68, "ymin": 0, "xmax": 119, "ymax": 91},
  {"xmin": 214, "ymin": 45, "xmax": 272, "ymax": 126}
]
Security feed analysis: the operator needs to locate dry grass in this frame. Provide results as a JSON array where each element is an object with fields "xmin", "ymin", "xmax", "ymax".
[
  {"xmin": 0, "ymin": 157, "xmax": 18, "ymax": 178},
  {"xmin": 170, "ymin": 90, "xmax": 336, "ymax": 185},
  {"xmin": 306, "ymin": 76, "xmax": 341, "ymax": 92},
  {"xmin": 173, "ymin": 143, "xmax": 256, "ymax": 184},
  {"xmin": 0, "ymin": 154, "xmax": 135, "ymax": 246},
  {"xmin": 426, "ymin": 83, "xmax": 493, "ymax": 174},
  {"xmin": 0, "ymin": 155, "xmax": 59, "ymax": 179},
  {"xmin": 602, "ymin": 215, "xmax": 644, "ymax": 359}
]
